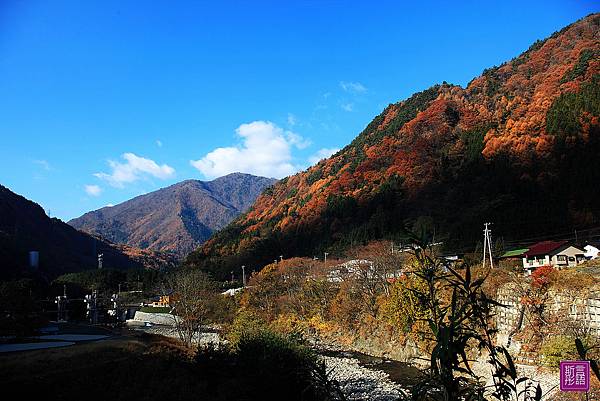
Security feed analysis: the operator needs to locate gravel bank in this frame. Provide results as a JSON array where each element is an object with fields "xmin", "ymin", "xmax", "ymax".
[
  {"xmin": 470, "ymin": 357, "xmax": 559, "ymax": 399},
  {"xmin": 323, "ymin": 355, "xmax": 409, "ymax": 400}
]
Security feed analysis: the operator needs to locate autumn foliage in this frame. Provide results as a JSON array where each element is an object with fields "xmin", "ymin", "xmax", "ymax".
[
  {"xmin": 530, "ymin": 265, "xmax": 557, "ymax": 290},
  {"xmin": 188, "ymin": 14, "xmax": 600, "ymax": 279}
]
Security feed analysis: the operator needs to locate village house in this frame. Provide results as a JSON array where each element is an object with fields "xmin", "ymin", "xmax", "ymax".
[
  {"xmin": 498, "ymin": 248, "xmax": 529, "ymax": 269},
  {"xmin": 522, "ymin": 240, "xmax": 586, "ymax": 274},
  {"xmin": 149, "ymin": 295, "xmax": 174, "ymax": 308}
]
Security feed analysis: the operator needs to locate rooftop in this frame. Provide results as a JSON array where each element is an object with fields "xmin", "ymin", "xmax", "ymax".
[
  {"xmin": 525, "ymin": 241, "xmax": 568, "ymax": 257},
  {"xmin": 500, "ymin": 248, "xmax": 529, "ymax": 258}
]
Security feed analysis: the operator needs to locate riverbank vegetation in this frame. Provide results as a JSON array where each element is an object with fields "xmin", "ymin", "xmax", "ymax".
[
  {"xmin": 4, "ymin": 239, "xmax": 600, "ymax": 399},
  {"xmin": 225, "ymin": 237, "xmax": 600, "ymax": 399}
]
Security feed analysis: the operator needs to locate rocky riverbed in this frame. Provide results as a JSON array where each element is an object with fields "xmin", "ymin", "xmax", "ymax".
[
  {"xmin": 130, "ymin": 323, "xmax": 414, "ymax": 400},
  {"xmin": 322, "ymin": 354, "xmax": 410, "ymax": 400},
  {"xmin": 129, "ymin": 322, "xmax": 559, "ymax": 400}
]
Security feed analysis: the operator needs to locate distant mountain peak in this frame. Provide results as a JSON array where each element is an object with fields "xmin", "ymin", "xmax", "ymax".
[{"xmin": 68, "ymin": 174, "xmax": 276, "ymax": 258}]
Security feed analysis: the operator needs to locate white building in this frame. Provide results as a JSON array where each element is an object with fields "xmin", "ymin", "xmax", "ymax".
[
  {"xmin": 522, "ymin": 240, "xmax": 585, "ymax": 273},
  {"xmin": 584, "ymin": 242, "xmax": 600, "ymax": 259}
]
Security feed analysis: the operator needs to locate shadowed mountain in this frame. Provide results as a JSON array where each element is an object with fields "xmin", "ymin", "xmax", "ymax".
[
  {"xmin": 187, "ymin": 14, "xmax": 600, "ymax": 279},
  {"xmin": 0, "ymin": 185, "xmax": 174, "ymax": 279},
  {"xmin": 69, "ymin": 173, "xmax": 277, "ymax": 258}
]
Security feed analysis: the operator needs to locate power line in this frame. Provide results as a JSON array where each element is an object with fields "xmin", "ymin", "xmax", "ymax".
[
  {"xmin": 502, "ymin": 230, "xmax": 600, "ymax": 247},
  {"xmin": 445, "ymin": 226, "xmax": 600, "ymax": 256}
]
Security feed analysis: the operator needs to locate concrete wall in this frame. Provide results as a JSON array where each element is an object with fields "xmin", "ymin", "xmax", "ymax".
[
  {"xmin": 495, "ymin": 284, "xmax": 525, "ymax": 335},
  {"xmin": 131, "ymin": 311, "xmax": 180, "ymax": 326},
  {"xmin": 495, "ymin": 283, "xmax": 600, "ymax": 338}
]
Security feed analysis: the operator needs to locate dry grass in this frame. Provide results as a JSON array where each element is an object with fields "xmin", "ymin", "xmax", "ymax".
[{"xmin": 0, "ymin": 331, "xmax": 203, "ymax": 401}]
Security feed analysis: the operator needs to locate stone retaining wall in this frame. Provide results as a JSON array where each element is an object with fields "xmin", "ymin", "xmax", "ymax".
[{"xmin": 495, "ymin": 283, "xmax": 600, "ymax": 338}]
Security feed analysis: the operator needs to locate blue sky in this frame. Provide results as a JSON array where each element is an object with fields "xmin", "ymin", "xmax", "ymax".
[{"xmin": 0, "ymin": 1, "xmax": 597, "ymax": 220}]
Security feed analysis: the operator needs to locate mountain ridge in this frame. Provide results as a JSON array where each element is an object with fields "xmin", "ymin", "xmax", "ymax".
[
  {"xmin": 187, "ymin": 13, "xmax": 600, "ymax": 279},
  {"xmin": 0, "ymin": 184, "xmax": 175, "ymax": 279},
  {"xmin": 69, "ymin": 173, "xmax": 277, "ymax": 257}
]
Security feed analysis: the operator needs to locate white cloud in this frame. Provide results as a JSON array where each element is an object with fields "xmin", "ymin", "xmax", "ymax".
[
  {"xmin": 308, "ymin": 148, "xmax": 339, "ymax": 165},
  {"xmin": 105, "ymin": 203, "xmax": 114, "ymax": 207},
  {"xmin": 190, "ymin": 121, "xmax": 309, "ymax": 179},
  {"xmin": 33, "ymin": 159, "xmax": 51, "ymax": 170},
  {"xmin": 85, "ymin": 184, "xmax": 102, "ymax": 197},
  {"xmin": 94, "ymin": 153, "xmax": 175, "ymax": 188},
  {"xmin": 156, "ymin": 140, "xmax": 163, "ymax": 147},
  {"xmin": 286, "ymin": 131, "xmax": 311, "ymax": 149},
  {"xmin": 341, "ymin": 103, "xmax": 354, "ymax": 112},
  {"xmin": 340, "ymin": 81, "xmax": 367, "ymax": 94}
]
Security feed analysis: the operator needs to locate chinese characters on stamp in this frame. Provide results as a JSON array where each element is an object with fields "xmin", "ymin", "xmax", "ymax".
[{"xmin": 560, "ymin": 361, "xmax": 590, "ymax": 392}]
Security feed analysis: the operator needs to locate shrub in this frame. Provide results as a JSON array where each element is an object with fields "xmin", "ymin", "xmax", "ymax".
[
  {"xmin": 377, "ymin": 276, "xmax": 427, "ymax": 333},
  {"xmin": 541, "ymin": 335, "xmax": 577, "ymax": 368},
  {"xmin": 196, "ymin": 329, "xmax": 346, "ymax": 401},
  {"xmin": 531, "ymin": 265, "xmax": 557, "ymax": 289},
  {"xmin": 226, "ymin": 309, "xmax": 267, "ymax": 349},
  {"xmin": 0, "ymin": 279, "xmax": 47, "ymax": 337}
]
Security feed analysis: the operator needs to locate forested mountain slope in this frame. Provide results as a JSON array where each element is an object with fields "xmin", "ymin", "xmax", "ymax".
[
  {"xmin": 188, "ymin": 14, "xmax": 600, "ymax": 279},
  {"xmin": 0, "ymin": 184, "xmax": 167, "ymax": 279}
]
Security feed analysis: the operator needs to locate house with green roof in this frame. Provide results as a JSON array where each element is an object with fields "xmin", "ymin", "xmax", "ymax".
[
  {"xmin": 498, "ymin": 248, "xmax": 529, "ymax": 270},
  {"xmin": 500, "ymin": 248, "xmax": 529, "ymax": 258}
]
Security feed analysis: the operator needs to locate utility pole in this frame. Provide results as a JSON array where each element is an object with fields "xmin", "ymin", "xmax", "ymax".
[
  {"xmin": 482, "ymin": 223, "xmax": 494, "ymax": 269},
  {"xmin": 85, "ymin": 290, "xmax": 98, "ymax": 324},
  {"xmin": 242, "ymin": 265, "xmax": 246, "ymax": 287},
  {"xmin": 111, "ymin": 291, "xmax": 121, "ymax": 322},
  {"xmin": 55, "ymin": 285, "xmax": 68, "ymax": 322}
]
